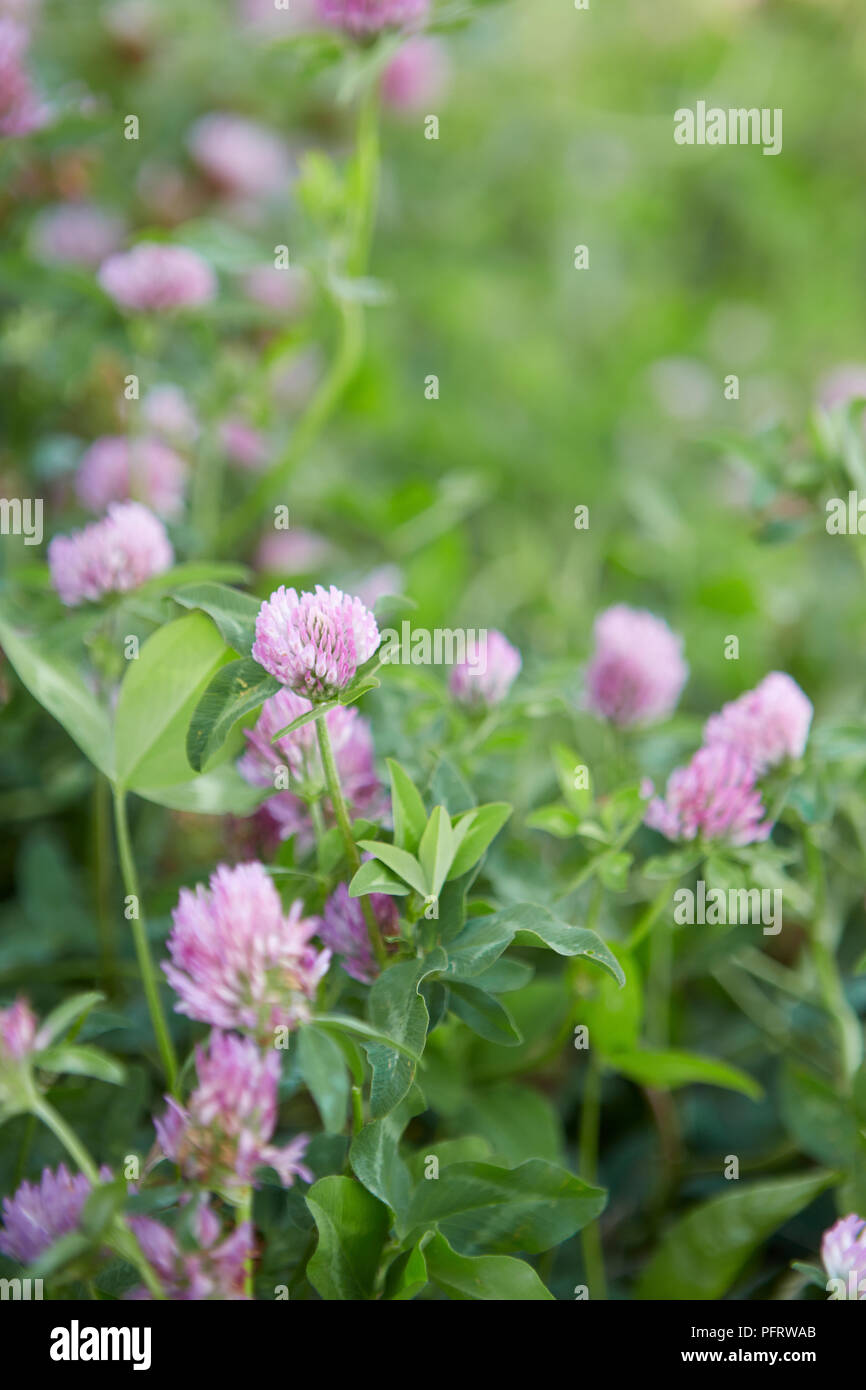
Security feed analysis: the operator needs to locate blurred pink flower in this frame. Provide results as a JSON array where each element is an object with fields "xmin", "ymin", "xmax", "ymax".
[
  {"xmin": 644, "ymin": 744, "xmax": 773, "ymax": 847},
  {"xmin": 48, "ymin": 502, "xmax": 173, "ymax": 606},
  {"xmin": 30, "ymin": 203, "xmax": 125, "ymax": 268},
  {"xmin": 0, "ymin": 18, "xmax": 48, "ymax": 135},
  {"xmin": 585, "ymin": 604, "xmax": 688, "ymax": 727},
  {"xmin": 154, "ymin": 1031, "xmax": 312, "ymax": 1192},
  {"xmin": 449, "ymin": 629, "xmax": 521, "ymax": 709},
  {"xmin": 255, "ymin": 527, "xmax": 332, "ymax": 575},
  {"xmin": 164, "ymin": 861, "xmax": 329, "ymax": 1037},
  {"xmin": 320, "ymin": 883, "xmax": 398, "ymax": 984},
  {"xmin": 704, "ymin": 672, "xmax": 812, "ymax": 773},
  {"xmin": 316, "ymin": 0, "xmax": 429, "ymax": 36},
  {"xmin": 141, "ymin": 384, "xmax": 199, "ymax": 447},
  {"xmin": 238, "ymin": 688, "xmax": 386, "ymax": 850},
  {"xmin": 187, "ymin": 112, "xmax": 291, "ymax": 200},
  {"xmin": 382, "ymin": 37, "xmax": 449, "ymax": 111},
  {"xmin": 817, "ymin": 364, "xmax": 866, "ymax": 414},
  {"xmin": 0, "ymin": 1164, "xmax": 111, "ymax": 1265},
  {"xmin": 252, "ymin": 584, "xmax": 379, "ymax": 700},
  {"xmin": 98, "ymin": 242, "xmax": 216, "ymax": 312},
  {"xmin": 76, "ymin": 435, "xmax": 188, "ymax": 518},
  {"xmin": 0, "ymin": 995, "xmax": 38, "ymax": 1061},
  {"xmin": 821, "ymin": 1214, "xmax": 866, "ymax": 1299},
  {"xmin": 219, "ymin": 417, "xmax": 269, "ymax": 471},
  {"xmin": 128, "ymin": 1203, "xmax": 252, "ymax": 1301},
  {"xmin": 353, "ymin": 563, "xmax": 404, "ymax": 610},
  {"xmin": 242, "ymin": 264, "xmax": 310, "ymax": 316}
]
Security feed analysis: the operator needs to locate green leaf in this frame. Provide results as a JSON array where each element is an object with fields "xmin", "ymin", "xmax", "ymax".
[
  {"xmin": 552, "ymin": 743, "xmax": 593, "ymax": 815},
  {"xmin": 313, "ymin": 1013, "xmax": 423, "ymax": 1064},
  {"xmin": 458, "ymin": 1082, "xmax": 564, "ymax": 1165},
  {"xmin": 114, "ymin": 614, "xmax": 230, "ymax": 790},
  {"xmin": 356, "ymin": 839, "xmax": 428, "ymax": 896},
  {"xmin": 365, "ymin": 949, "xmax": 448, "ymax": 1118},
  {"xmin": 579, "ymin": 949, "xmax": 642, "ymax": 1055},
  {"xmin": 271, "ymin": 700, "xmax": 337, "ymax": 740},
  {"xmin": 350, "ymin": 1088, "xmax": 424, "ymax": 1226},
  {"xmin": 425, "ymin": 1232, "xmax": 553, "ymax": 1301},
  {"xmin": 448, "ymin": 981, "xmax": 522, "ymax": 1046},
  {"xmin": 526, "ymin": 804, "xmax": 580, "ymax": 839},
  {"xmin": 297, "ymin": 1026, "xmax": 350, "ymax": 1133},
  {"xmin": 606, "ymin": 1048, "xmax": 762, "ymax": 1100},
  {"xmin": 36, "ymin": 1044, "xmax": 125, "ymax": 1085},
  {"xmin": 419, "ymin": 805, "xmax": 455, "ymax": 897},
  {"xmin": 448, "ymin": 803, "xmax": 512, "ymax": 879},
  {"xmin": 36, "ymin": 991, "xmax": 104, "ymax": 1047},
  {"xmin": 134, "ymin": 763, "xmax": 265, "ymax": 815},
  {"xmin": 635, "ymin": 1171, "xmax": 836, "ymax": 1300},
  {"xmin": 407, "ymin": 1158, "xmax": 606, "ymax": 1255},
  {"xmin": 779, "ymin": 1063, "xmax": 861, "ymax": 1166},
  {"xmin": 348, "ymin": 857, "xmax": 410, "ymax": 898},
  {"xmin": 0, "ymin": 611, "xmax": 114, "ymax": 777},
  {"xmin": 446, "ymin": 904, "xmax": 625, "ymax": 986},
  {"xmin": 305, "ymin": 1176, "xmax": 391, "ymax": 1301},
  {"xmin": 387, "ymin": 759, "xmax": 427, "ymax": 852},
  {"xmin": 643, "ymin": 849, "xmax": 703, "ymax": 881},
  {"xmin": 383, "ymin": 1240, "xmax": 428, "ymax": 1300},
  {"xmin": 186, "ymin": 658, "xmax": 279, "ymax": 772},
  {"xmin": 172, "ymin": 581, "xmax": 261, "ymax": 655}
]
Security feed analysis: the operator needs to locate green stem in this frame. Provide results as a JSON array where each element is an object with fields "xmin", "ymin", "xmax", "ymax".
[
  {"xmin": 805, "ymin": 831, "xmax": 863, "ymax": 1085},
  {"xmin": 238, "ymin": 1187, "xmax": 254, "ymax": 1299},
  {"xmin": 32, "ymin": 1096, "xmax": 165, "ymax": 1300},
  {"xmin": 626, "ymin": 878, "xmax": 676, "ymax": 952},
  {"xmin": 578, "ymin": 1052, "xmax": 607, "ymax": 1300},
  {"xmin": 562, "ymin": 809, "xmax": 644, "ymax": 901},
  {"xmin": 112, "ymin": 788, "xmax": 178, "ymax": 1093},
  {"xmin": 91, "ymin": 774, "xmax": 116, "ymax": 993},
  {"xmin": 216, "ymin": 80, "xmax": 381, "ymax": 551},
  {"xmin": 316, "ymin": 717, "xmax": 386, "ymax": 967}
]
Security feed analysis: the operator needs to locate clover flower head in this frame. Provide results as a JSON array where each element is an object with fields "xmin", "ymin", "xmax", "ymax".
[
  {"xmin": 644, "ymin": 744, "xmax": 774, "ymax": 847},
  {"xmin": 703, "ymin": 672, "xmax": 812, "ymax": 774},
  {"xmin": 585, "ymin": 605, "xmax": 688, "ymax": 727},
  {"xmin": 31, "ymin": 203, "xmax": 125, "ymax": 268},
  {"xmin": 0, "ymin": 19, "xmax": 49, "ymax": 136},
  {"xmin": 219, "ymin": 418, "xmax": 269, "ymax": 471},
  {"xmin": 154, "ymin": 1031, "xmax": 312, "ymax": 1192},
  {"xmin": 449, "ymin": 629, "xmax": 521, "ymax": 709},
  {"xmin": 164, "ymin": 861, "xmax": 329, "ymax": 1037},
  {"xmin": 0, "ymin": 1164, "xmax": 111, "ymax": 1265},
  {"xmin": 128, "ymin": 1202, "xmax": 253, "ymax": 1301},
  {"xmin": 0, "ymin": 996, "xmax": 38, "ymax": 1062},
  {"xmin": 142, "ymin": 384, "xmax": 200, "ymax": 447},
  {"xmin": 821, "ymin": 1214, "xmax": 866, "ymax": 1299},
  {"xmin": 382, "ymin": 36, "xmax": 448, "ymax": 111},
  {"xmin": 252, "ymin": 584, "xmax": 379, "ymax": 701},
  {"xmin": 48, "ymin": 502, "xmax": 173, "ymax": 607},
  {"xmin": 187, "ymin": 112, "xmax": 290, "ymax": 200},
  {"xmin": 76, "ymin": 435, "xmax": 188, "ymax": 519},
  {"xmin": 320, "ymin": 883, "xmax": 399, "ymax": 984},
  {"xmin": 98, "ymin": 242, "xmax": 216, "ymax": 312},
  {"xmin": 316, "ymin": 0, "xmax": 429, "ymax": 38}
]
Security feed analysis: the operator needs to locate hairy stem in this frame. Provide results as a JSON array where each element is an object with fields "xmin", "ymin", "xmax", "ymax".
[{"xmin": 112, "ymin": 788, "xmax": 178, "ymax": 1093}]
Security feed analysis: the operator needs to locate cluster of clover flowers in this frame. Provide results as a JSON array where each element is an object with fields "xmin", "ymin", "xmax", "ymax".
[{"xmin": 1, "ymin": 571, "xmax": 862, "ymax": 1295}]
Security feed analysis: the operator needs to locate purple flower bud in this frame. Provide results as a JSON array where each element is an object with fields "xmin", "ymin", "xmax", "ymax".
[
  {"xmin": 585, "ymin": 605, "xmax": 688, "ymax": 727},
  {"xmin": 252, "ymin": 584, "xmax": 379, "ymax": 701},
  {"xmin": 153, "ymin": 1031, "xmax": 312, "ymax": 1192},
  {"xmin": 76, "ymin": 435, "xmax": 188, "ymax": 519},
  {"xmin": 0, "ymin": 20, "xmax": 49, "ymax": 136},
  {"xmin": 703, "ymin": 672, "xmax": 812, "ymax": 773},
  {"xmin": 98, "ymin": 242, "xmax": 216, "ymax": 312},
  {"xmin": 320, "ymin": 883, "xmax": 398, "ymax": 983},
  {"xmin": 0, "ymin": 996, "xmax": 38, "ymax": 1061},
  {"xmin": 449, "ymin": 629, "xmax": 521, "ymax": 709},
  {"xmin": 48, "ymin": 502, "xmax": 174, "ymax": 607},
  {"xmin": 821, "ymin": 1214, "xmax": 866, "ymax": 1299},
  {"xmin": 644, "ymin": 744, "xmax": 773, "ymax": 847},
  {"xmin": 164, "ymin": 861, "xmax": 330, "ymax": 1037},
  {"xmin": 128, "ymin": 1202, "xmax": 253, "ymax": 1300},
  {"xmin": 382, "ymin": 37, "xmax": 448, "ymax": 111}
]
